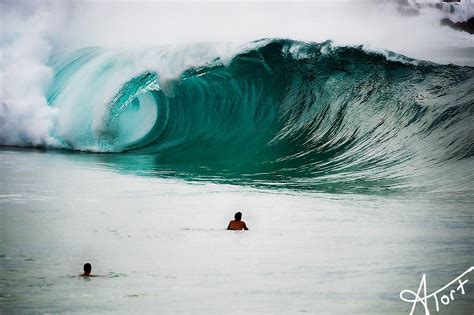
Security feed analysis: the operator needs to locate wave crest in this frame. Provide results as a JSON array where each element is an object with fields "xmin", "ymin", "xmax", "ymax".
[{"xmin": 5, "ymin": 39, "xmax": 474, "ymax": 192}]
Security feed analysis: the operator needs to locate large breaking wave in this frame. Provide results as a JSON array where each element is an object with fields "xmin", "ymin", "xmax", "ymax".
[{"xmin": 5, "ymin": 39, "xmax": 474, "ymax": 192}]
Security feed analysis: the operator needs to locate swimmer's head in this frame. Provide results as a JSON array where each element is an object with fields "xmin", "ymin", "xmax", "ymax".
[
  {"xmin": 234, "ymin": 212, "xmax": 242, "ymax": 221},
  {"xmin": 83, "ymin": 263, "xmax": 92, "ymax": 276}
]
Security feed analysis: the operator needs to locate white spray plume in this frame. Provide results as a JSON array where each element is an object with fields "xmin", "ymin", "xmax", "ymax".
[
  {"xmin": 61, "ymin": 0, "xmax": 473, "ymax": 65},
  {"xmin": 0, "ymin": 1, "xmax": 70, "ymax": 147}
]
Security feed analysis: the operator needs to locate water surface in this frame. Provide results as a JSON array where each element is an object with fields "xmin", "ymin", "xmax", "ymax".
[{"xmin": 1, "ymin": 148, "xmax": 472, "ymax": 314}]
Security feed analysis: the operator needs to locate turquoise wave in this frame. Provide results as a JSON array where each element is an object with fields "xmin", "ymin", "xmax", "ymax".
[{"xmin": 46, "ymin": 39, "xmax": 474, "ymax": 193}]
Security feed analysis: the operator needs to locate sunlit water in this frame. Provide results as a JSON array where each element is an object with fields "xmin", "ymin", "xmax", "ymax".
[{"xmin": 0, "ymin": 148, "xmax": 473, "ymax": 314}]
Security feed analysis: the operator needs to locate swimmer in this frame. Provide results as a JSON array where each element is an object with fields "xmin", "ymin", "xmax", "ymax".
[
  {"xmin": 81, "ymin": 263, "xmax": 94, "ymax": 277},
  {"xmin": 227, "ymin": 212, "xmax": 249, "ymax": 230}
]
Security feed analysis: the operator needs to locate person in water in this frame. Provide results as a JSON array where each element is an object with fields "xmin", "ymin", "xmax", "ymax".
[
  {"xmin": 227, "ymin": 212, "xmax": 249, "ymax": 230},
  {"xmin": 81, "ymin": 263, "xmax": 93, "ymax": 277}
]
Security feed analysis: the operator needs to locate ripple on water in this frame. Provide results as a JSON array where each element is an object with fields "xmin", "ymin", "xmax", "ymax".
[{"xmin": 106, "ymin": 272, "xmax": 127, "ymax": 278}]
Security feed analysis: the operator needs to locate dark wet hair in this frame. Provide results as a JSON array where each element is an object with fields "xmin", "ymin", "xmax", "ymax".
[
  {"xmin": 234, "ymin": 212, "xmax": 242, "ymax": 221},
  {"xmin": 83, "ymin": 263, "xmax": 92, "ymax": 274}
]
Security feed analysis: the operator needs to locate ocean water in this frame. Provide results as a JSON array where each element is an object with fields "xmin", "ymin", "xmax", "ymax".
[
  {"xmin": 1, "ymin": 147, "xmax": 473, "ymax": 314},
  {"xmin": 1, "ymin": 38, "xmax": 474, "ymax": 314}
]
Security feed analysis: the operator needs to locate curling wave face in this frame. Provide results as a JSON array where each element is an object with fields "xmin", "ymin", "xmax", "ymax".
[{"xmin": 41, "ymin": 40, "xmax": 474, "ymax": 192}]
